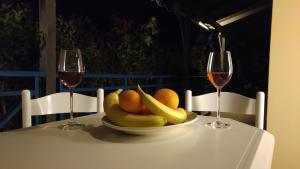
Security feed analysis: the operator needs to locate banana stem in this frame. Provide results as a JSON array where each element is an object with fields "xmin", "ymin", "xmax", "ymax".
[
  {"xmin": 137, "ymin": 85, "xmax": 145, "ymax": 95},
  {"xmin": 115, "ymin": 89, "xmax": 123, "ymax": 94}
]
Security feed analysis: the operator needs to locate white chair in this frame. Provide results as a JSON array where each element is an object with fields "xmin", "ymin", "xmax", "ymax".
[
  {"xmin": 185, "ymin": 90, "xmax": 265, "ymax": 129},
  {"xmin": 21, "ymin": 88, "xmax": 104, "ymax": 128}
]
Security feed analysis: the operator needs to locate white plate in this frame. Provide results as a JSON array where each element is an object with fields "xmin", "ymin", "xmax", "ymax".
[{"xmin": 101, "ymin": 112, "xmax": 199, "ymax": 135}]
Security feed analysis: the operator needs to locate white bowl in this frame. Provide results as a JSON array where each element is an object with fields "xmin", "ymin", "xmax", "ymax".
[{"xmin": 101, "ymin": 112, "xmax": 199, "ymax": 135}]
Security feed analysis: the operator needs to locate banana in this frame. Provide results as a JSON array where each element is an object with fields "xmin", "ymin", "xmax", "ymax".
[
  {"xmin": 104, "ymin": 89, "xmax": 167, "ymax": 127},
  {"xmin": 176, "ymin": 107, "xmax": 188, "ymax": 115},
  {"xmin": 137, "ymin": 85, "xmax": 187, "ymax": 124}
]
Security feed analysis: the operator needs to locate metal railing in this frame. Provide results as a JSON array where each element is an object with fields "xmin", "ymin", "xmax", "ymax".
[
  {"xmin": 0, "ymin": 71, "xmax": 184, "ymax": 130},
  {"xmin": 0, "ymin": 71, "xmax": 46, "ymax": 129},
  {"xmin": 59, "ymin": 73, "xmax": 181, "ymax": 92}
]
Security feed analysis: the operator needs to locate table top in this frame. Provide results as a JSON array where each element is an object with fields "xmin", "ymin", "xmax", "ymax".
[{"xmin": 0, "ymin": 114, "xmax": 274, "ymax": 169}]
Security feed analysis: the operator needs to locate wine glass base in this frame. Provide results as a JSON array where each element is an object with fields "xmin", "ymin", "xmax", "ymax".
[
  {"xmin": 206, "ymin": 121, "xmax": 230, "ymax": 129},
  {"xmin": 61, "ymin": 120, "xmax": 85, "ymax": 130}
]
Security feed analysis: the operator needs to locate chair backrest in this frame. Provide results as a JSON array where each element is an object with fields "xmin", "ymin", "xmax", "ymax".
[
  {"xmin": 185, "ymin": 90, "xmax": 265, "ymax": 129},
  {"xmin": 21, "ymin": 89, "xmax": 104, "ymax": 128}
]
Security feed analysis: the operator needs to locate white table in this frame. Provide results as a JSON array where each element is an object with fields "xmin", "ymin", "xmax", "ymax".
[{"xmin": 0, "ymin": 114, "xmax": 274, "ymax": 169}]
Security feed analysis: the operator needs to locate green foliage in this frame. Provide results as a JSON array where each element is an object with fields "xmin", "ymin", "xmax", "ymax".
[
  {"xmin": 187, "ymin": 31, "xmax": 209, "ymax": 76},
  {"xmin": 57, "ymin": 16, "xmax": 109, "ymax": 74},
  {"xmin": 106, "ymin": 16, "xmax": 159, "ymax": 74},
  {"xmin": 0, "ymin": 1, "xmax": 183, "ymax": 75},
  {"xmin": 190, "ymin": 42, "xmax": 209, "ymax": 76},
  {"xmin": 0, "ymin": 1, "xmax": 41, "ymax": 70},
  {"xmin": 56, "ymin": 17, "xmax": 78, "ymax": 49},
  {"xmin": 56, "ymin": 15, "xmax": 181, "ymax": 75}
]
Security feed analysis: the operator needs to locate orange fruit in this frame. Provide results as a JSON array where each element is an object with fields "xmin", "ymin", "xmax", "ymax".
[
  {"xmin": 153, "ymin": 88, "xmax": 179, "ymax": 109},
  {"xmin": 140, "ymin": 104, "xmax": 153, "ymax": 115},
  {"xmin": 119, "ymin": 90, "xmax": 142, "ymax": 114}
]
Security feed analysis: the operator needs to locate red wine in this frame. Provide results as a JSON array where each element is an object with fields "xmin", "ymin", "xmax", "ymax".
[
  {"xmin": 207, "ymin": 72, "xmax": 232, "ymax": 88},
  {"xmin": 58, "ymin": 71, "xmax": 84, "ymax": 88}
]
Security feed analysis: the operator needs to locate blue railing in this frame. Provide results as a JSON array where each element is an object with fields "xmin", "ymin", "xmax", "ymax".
[
  {"xmin": 0, "ymin": 70, "xmax": 184, "ymax": 130},
  {"xmin": 0, "ymin": 71, "xmax": 46, "ymax": 129},
  {"xmin": 59, "ymin": 73, "xmax": 181, "ymax": 92}
]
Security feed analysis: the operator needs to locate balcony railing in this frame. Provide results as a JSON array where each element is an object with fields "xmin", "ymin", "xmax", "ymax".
[{"xmin": 0, "ymin": 71, "xmax": 45, "ymax": 130}]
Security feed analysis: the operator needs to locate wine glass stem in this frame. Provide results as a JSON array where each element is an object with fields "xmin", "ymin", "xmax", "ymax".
[
  {"xmin": 216, "ymin": 88, "xmax": 221, "ymax": 122},
  {"xmin": 70, "ymin": 88, "xmax": 74, "ymax": 121}
]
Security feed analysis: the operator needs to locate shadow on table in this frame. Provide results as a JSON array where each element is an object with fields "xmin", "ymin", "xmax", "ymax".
[{"xmin": 82, "ymin": 124, "xmax": 197, "ymax": 143}]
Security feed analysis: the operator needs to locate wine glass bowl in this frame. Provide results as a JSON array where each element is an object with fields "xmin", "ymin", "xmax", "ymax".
[
  {"xmin": 207, "ymin": 51, "xmax": 233, "ymax": 129},
  {"xmin": 58, "ymin": 49, "xmax": 85, "ymax": 130},
  {"xmin": 58, "ymin": 71, "xmax": 84, "ymax": 89}
]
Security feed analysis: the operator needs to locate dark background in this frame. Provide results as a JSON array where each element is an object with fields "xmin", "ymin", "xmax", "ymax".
[
  {"xmin": 55, "ymin": 0, "xmax": 182, "ymax": 46},
  {"xmin": 54, "ymin": 0, "xmax": 271, "ymax": 97}
]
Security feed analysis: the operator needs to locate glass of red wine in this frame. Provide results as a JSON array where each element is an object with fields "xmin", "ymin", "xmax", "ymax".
[
  {"xmin": 58, "ymin": 49, "xmax": 85, "ymax": 130},
  {"xmin": 207, "ymin": 51, "xmax": 233, "ymax": 128}
]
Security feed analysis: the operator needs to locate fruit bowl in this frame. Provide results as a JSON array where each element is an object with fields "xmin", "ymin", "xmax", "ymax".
[{"xmin": 101, "ymin": 111, "xmax": 198, "ymax": 135}]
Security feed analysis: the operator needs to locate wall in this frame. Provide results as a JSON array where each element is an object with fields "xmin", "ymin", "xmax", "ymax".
[{"xmin": 267, "ymin": 0, "xmax": 300, "ymax": 169}]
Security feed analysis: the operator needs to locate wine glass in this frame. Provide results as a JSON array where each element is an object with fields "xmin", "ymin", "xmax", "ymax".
[
  {"xmin": 207, "ymin": 51, "xmax": 233, "ymax": 129},
  {"xmin": 58, "ymin": 49, "xmax": 85, "ymax": 130}
]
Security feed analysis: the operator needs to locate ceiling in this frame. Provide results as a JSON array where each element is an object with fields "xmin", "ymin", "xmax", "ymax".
[{"xmin": 151, "ymin": 0, "xmax": 272, "ymax": 30}]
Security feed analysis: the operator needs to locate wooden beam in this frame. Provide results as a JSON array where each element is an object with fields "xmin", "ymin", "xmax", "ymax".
[
  {"xmin": 216, "ymin": 1, "xmax": 271, "ymax": 26},
  {"xmin": 39, "ymin": 0, "xmax": 56, "ymax": 94}
]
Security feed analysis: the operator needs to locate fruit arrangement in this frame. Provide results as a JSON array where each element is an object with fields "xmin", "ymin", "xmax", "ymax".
[{"xmin": 103, "ymin": 85, "xmax": 188, "ymax": 127}]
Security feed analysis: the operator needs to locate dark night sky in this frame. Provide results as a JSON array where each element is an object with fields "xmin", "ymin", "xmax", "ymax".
[{"xmin": 57, "ymin": 0, "xmax": 166, "ymax": 21}]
